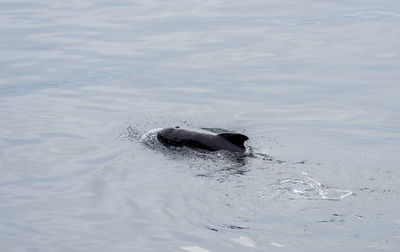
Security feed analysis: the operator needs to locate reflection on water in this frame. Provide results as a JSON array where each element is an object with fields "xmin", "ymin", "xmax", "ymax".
[{"xmin": 1, "ymin": 0, "xmax": 400, "ymax": 251}]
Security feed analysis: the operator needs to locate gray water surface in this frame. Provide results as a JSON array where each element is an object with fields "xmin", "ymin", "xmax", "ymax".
[{"xmin": 1, "ymin": 0, "xmax": 400, "ymax": 251}]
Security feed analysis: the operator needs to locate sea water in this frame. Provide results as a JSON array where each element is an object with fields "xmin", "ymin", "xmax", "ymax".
[{"xmin": 0, "ymin": 0, "xmax": 399, "ymax": 251}]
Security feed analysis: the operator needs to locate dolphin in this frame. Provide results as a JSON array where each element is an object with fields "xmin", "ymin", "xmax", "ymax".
[{"xmin": 157, "ymin": 126, "xmax": 249, "ymax": 153}]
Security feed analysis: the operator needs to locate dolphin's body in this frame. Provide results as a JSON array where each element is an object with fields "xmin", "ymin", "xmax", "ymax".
[{"xmin": 157, "ymin": 127, "xmax": 249, "ymax": 153}]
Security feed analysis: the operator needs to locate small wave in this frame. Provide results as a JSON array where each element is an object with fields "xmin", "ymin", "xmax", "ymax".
[{"xmin": 326, "ymin": 11, "xmax": 400, "ymax": 20}]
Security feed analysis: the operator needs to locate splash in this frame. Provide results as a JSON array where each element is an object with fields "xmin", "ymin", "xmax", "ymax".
[
  {"xmin": 279, "ymin": 172, "xmax": 353, "ymax": 200},
  {"xmin": 139, "ymin": 127, "xmax": 163, "ymax": 149}
]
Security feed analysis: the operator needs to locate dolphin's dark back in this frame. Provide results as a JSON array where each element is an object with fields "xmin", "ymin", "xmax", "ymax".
[{"xmin": 157, "ymin": 127, "xmax": 248, "ymax": 153}]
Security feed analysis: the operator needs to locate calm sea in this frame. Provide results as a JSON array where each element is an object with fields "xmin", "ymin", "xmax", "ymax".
[{"xmin": 0, "ymin": 0, "xmax": 399, "ymax": 251}]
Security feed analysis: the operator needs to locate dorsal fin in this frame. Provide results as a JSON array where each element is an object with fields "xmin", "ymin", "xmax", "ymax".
[{"xmin": 218, "ymin": 133, "xmax": 249, "ymax": 149}]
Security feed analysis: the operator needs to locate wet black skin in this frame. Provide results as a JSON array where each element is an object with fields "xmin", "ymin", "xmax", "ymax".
[{"xmin": 157, "ymin": 127, "xmax": 249, "ymax": 153}]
